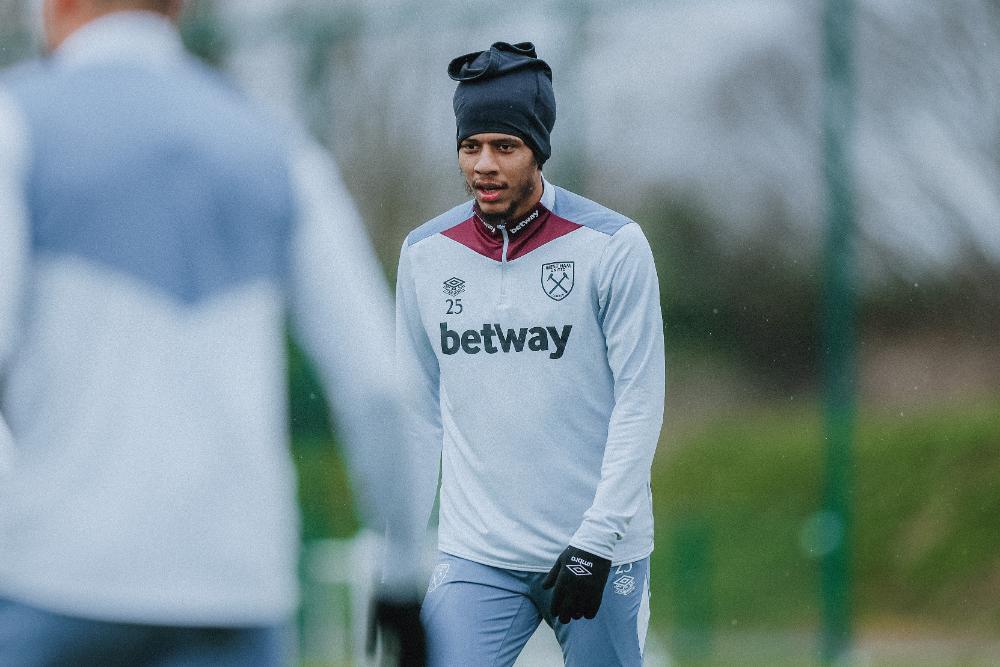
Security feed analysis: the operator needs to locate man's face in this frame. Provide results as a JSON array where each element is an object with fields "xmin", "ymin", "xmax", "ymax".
[{"xmin": 459, "ymin": 133, "xmax": 542, "ymax": 225}]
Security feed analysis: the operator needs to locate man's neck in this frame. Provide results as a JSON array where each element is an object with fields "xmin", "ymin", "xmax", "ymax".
[
  {"xmin": 474, "ymin": 201, "xmax": 547, "ymax": 237},
  {"xmin": 49, "ymin": 7, "xmax": 176, "ymax": 53},
  {"xmin": 478, "ymin": 175, "xmax": 545, "ymax": 229},
  {"xmin": 51, "ymin": 10, "xmax": 182, "ymax": 71}
]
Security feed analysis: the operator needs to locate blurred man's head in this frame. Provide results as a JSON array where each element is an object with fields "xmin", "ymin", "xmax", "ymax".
[{"xmin": 43, "ymin": 0, "xmax": 184, "ymax": 52}]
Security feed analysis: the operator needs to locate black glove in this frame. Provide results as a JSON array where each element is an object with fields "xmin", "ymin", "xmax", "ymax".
[
  {"xmin": 366, "ymin": 593, "xmax": 427, "ymax": 667},
  {"xmin": 542, "ymin": 545, "xmax": 612, "ymax": 624}
]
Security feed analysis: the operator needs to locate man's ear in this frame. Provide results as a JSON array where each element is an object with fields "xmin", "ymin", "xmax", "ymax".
[
  {"xmin": 43, "ymin": 0, "xmax": 87, "ymax": 53},
  {"xmin": 163, "ymin": 0, "xmax": 185, "ymax": 21},
  {"xmin": 50, "ymin": 0, "xmax": 83, "ymax": 18}
]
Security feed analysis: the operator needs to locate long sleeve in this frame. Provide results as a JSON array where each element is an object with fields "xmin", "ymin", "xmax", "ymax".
[
  {"xmin": 0, "ymin": 89, "xmax": 31, "ymax": 475},
  {"xmin": 569, "ymin": 222, "xmax": 665, "ymax": 559},
  {"xmin": 0, "ymin": 89, "xmax": 30, "ymax": 371},
  {"xmin": 394, "ymin": 241, "xmax": 444, "ymax": 540},
  {"xmin": 286, "ymin": 140, "xmax": 421, "ymax": 582}
]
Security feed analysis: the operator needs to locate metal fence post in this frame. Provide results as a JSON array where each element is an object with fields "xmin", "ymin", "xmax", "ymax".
[{"xmin": 820, "ymin": 0, "xmax": 857, "ymax": 662}]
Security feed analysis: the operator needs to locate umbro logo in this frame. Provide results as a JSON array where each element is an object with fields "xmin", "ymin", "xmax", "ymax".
[
  {"xmin": 442, "ymin": 276, "xmax": 466, "ymax": 296},
  {"xmin": 614, "ymin": 575, "xmax": 636, "ymax": 596},
  {"xmin": 567, "ymin": 555, "xmax": 593, "ymax": 576}
]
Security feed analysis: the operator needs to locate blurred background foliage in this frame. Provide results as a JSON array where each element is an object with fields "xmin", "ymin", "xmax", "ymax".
[{"xmin": 3, "ymin": 0, "xmax": 999, "ymax": 664}]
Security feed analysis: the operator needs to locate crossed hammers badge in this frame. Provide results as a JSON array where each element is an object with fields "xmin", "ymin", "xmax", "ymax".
[{"xmin": 541, "ymin": 261, "xmax": 575, "ymax": 301}]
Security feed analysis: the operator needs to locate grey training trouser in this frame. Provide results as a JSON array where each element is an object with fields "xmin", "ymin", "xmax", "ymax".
[{"xmin": 421, "ymin": 552, "xmax": 650, "ymax": 666}]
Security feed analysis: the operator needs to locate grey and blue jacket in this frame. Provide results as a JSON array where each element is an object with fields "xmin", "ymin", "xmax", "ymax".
[{"xmin": 0, "ymin": 12, "xmax": 414, "ymax": 625}]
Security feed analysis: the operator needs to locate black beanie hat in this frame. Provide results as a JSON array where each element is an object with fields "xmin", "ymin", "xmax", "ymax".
[{"xmin": 448, "ymin": 42, "xmax": 556, "ymax": 165}]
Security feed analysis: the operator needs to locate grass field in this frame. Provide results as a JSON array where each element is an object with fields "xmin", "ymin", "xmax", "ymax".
[
  {"xmin": 291, "ymin": 395, "xmax": 1000, "ymax": 665},
  {"xmin": 650, "ymin": 396, "xmax": 1000, "ymax": 665}
]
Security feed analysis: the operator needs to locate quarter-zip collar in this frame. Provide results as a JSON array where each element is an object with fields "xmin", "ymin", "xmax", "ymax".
[
  {"xmin": 468, "ymin": 201, "xmax": 549, "ymax": 262},
  {"xmin": 473, "ymin": 200, "xmax": 545, "ymax": 237},
  {"xmin": 465, "ymin": 177, "xmax": 563, "ymax": 262},
  {"xmin": 472, "ymin": 176, "xmax": 556, "ymax": 238},
  {"xmin": 440, "ymin": 177, "xmax": 580, "ymax": 263}
]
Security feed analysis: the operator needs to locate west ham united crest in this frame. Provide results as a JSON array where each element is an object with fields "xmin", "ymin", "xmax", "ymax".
[
  {"xmin": 427, "ymin": 562, "xmax": 450, "ymax": 594},
  {"xmin": 541, "ymin": 261, "xmax": 574, "ymax": 301}
]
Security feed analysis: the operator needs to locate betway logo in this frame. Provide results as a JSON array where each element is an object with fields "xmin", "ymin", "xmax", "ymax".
[
  {"xmin": 509, "ymin": 208, "xmax": 539, "ymax": 234},
  {"xmin": 440, "ymin": 323, "xmax": 572, "ymax": 360}
]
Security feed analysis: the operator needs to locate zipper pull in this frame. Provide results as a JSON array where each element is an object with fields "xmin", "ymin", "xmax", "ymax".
[{"xmin": 498, "ymin": 224, "xmax": 510, "ymax": 264}]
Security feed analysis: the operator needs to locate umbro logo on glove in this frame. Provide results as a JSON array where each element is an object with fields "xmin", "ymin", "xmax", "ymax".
[
  {"xmin": 542, "ymin": 546, "xmax": 612, "ymax": 624},
  {"xmin": 566, "ymin": 555, "xmax": 594, "ymax": 575}
]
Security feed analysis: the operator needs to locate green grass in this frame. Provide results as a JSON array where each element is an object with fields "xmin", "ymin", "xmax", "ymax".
[
  {"xmin": 649, "ymin": 396, "xmax": 1000, "ymax": 663},
  {"xmin": 292, "ymin": 397, "xmax": 1000, "ymax": 664},
  {"xmin": 292, "ymin": 436, "xmax": 361, "ymax": 541},
  {"xmin": 651, "ymin": 406, "xmax": 824, "ymax": 633},
  {"xmin": 853, "ymin": 401, "xmax": 1000, "ymax": 630}
]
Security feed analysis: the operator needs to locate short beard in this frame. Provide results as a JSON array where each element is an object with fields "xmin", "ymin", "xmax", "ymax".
[{"xmin": 465, "ymin": 177, "xmax": 538, "ymax": 226}]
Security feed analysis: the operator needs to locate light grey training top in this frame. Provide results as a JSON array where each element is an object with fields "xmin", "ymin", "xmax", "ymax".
[{"xmin": 397, "ymin": 178, "xmax": 665, "ymax": 570}]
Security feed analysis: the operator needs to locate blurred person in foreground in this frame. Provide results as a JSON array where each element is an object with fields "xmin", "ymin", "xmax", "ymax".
[
  {"xmin": 395, "ymin": 42, "xmax": 665, "ymax": 666},
  {"xmin": 0, "ymin": 0, "xmax": 425, "ymax": 665}
]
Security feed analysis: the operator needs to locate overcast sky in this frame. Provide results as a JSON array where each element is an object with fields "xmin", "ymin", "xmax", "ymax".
[{"xmin": 3, "ymin": 0, "xmax": 998, "ymax": 276}]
